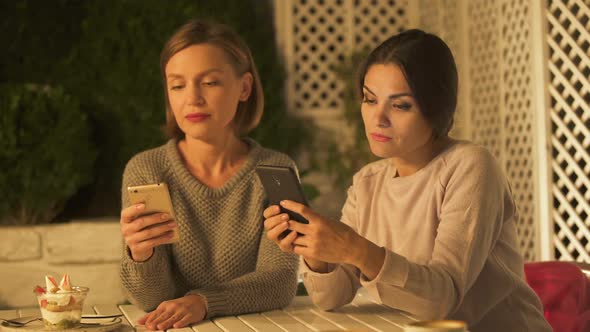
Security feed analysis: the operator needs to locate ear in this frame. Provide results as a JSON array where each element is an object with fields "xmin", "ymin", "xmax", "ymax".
[{"xmin": 239, "ymin": 72, "xmax": 254, "ymax": 101}]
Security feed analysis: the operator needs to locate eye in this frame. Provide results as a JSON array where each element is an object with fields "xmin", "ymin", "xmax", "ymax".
[
  {"xmin": 362, "ymin": 96, "xmax": 377, "ymax": 105},
  {"xmin": 203, "ymin": 81, "xmax": 219, "ymax": 87},
  {"xmin": 170, "ymin": 85, "xmax": 184, "ymax": 91},
  {"xmin": 393, "ymin": 103, "xmax": 412, "ymax": 111}
]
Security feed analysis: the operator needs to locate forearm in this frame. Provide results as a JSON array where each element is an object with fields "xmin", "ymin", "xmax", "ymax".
[
  {"xmin": 120, "ymin": 246, "xmax": 176, "ymax": 311},
  {"xmin": 303, "ymin": 258, "xmax": 331, "ymax": 273},
  {"xmin": 188, "ymin": 266, "xmax": 298, "ymax": 318},
  {"xmin": 347, "ymin": 235, "xmax": 386, "ymax": 280}
]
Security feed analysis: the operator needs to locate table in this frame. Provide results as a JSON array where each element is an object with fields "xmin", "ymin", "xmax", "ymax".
[{"xmin": 1, "ymin": 291, "xmax": 416, "ymax": 332}]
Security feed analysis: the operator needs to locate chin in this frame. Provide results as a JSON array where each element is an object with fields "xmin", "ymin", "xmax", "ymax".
[
  {"xmin": 369, "ymin": 144, "xmax": 408, "ymax": 159},
  {"xmin": 182, "ymin": 129, "xmax": 210, "ymax": 141},
  {"xmin": 369, "ymin": 145, "xmax": 396, "ymax": 159}
]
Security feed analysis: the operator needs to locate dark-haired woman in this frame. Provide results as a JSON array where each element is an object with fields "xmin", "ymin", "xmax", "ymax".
[{"xmin": 263, "ymin": 29, "xmax": 551, "ymax": 332}]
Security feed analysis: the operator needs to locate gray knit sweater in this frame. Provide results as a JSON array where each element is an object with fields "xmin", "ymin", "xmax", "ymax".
[{"xmin": 120, "ymin": 138, "xmax": 299, "ymax": 318}]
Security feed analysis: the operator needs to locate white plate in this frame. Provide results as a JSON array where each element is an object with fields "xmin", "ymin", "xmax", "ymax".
[{"xmin": 0, "ymin": 317, "xmax": 122, "ymax": 332}]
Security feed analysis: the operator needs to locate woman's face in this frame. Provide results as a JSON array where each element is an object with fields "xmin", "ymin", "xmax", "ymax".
[
  {"xmin": 165, "ymin": 43, "xmax": 252, "ymax": 141},
  {"xmin": 361, "ymin": 64, "xmax": 434, "ymax": 159}
]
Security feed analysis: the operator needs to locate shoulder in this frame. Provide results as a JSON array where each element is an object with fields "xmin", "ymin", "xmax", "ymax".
[
  {"xmin": 123, "ymin": 140, "xmax": 172, "ymax": 179},
  {"xmin": 439, "ymin": 140, "xmax": 505, "ymax": 187},
  {"xmin": 442, "ymin": 140, "xmax": 500, "ymax": 171},
  {"xmin": 252, "ymin": 143, "xmax": 297, "ymax": 170},
  {"xmin": 351, "ymin": 158, "xmax": 390, "ymax": 185}
]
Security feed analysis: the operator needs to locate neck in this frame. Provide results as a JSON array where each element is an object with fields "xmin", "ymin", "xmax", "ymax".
[
  {"xmin": 391, "ymin": 136, "xmax": 451, "ymax": 177},
  {"xmin": 179, "ymin": 134, "xmax": 249, "ymax": 177}
]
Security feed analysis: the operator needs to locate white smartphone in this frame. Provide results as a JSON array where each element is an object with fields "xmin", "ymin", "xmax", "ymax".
[{"xmin": 127, "ymin": 182, "xmax": 179, "ymax": 243}]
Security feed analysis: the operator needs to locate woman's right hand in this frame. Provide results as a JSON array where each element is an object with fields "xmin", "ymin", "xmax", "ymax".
[
  {"xmin": 263, "ymin": 205, "xmax": 329, "ymax": 272},
  {"xmin": 120, "ymin": 204, "xmax": 176, "ymax": 262}
]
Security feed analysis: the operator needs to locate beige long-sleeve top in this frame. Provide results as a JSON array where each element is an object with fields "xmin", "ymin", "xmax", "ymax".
[
  {"xmin": 301, "ymin": 140, "xmax": 551, "ymax": 332},
  {"xmin": 120, "ymin": 138, "xmax": 299, "ymax": 318}
]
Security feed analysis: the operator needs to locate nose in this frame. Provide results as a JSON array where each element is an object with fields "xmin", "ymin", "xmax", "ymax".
[
  {"xmin": 373, "ymin": 104, "xmax": 391, "ymax": 128},
  {"xmin": 187, "ymin": 85, "xmax": 205, "ymax": 106}
]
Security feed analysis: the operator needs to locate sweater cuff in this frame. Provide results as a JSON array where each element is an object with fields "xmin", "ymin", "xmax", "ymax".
[
  {"xmin": 300, "ymin": 258, "xmax": 344, "ymax": 292},
  {"xmin": 187, "ymin": 288, "xmax": 227, "ymax": 319},
  {"xmin": 360, "ymin": 249, "xmax": 409, "ymax": 290},
  {"xmin": 122, "ymin": 246, "xmax": 168, "ymax": 275}
]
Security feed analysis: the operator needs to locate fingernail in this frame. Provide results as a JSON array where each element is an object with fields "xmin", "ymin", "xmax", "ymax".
[
  {"xmin": 281, "ymin": 214, "xmax": 289, "ymax": 221},
  {"xmin": 136, "ymin": 204, "xmax": 145, "ymax": 210},
  {"xmin": 280, "ymin": 200, "xmax": 286, "ymax": 206},
  {"xmin": 161, "ymin": 213, "xmax": 169, "ymax": 220},
  {"xmin": 168, "ymin": 222, "xmax": 176, "ymax": 228}
]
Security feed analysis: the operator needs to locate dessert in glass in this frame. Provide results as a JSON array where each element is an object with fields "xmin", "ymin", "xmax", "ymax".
[{"xmin": 33, "ymin": 274, "xmax": 89, "ymax": 330}]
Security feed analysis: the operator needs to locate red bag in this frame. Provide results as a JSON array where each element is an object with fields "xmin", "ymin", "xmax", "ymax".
[{"xmin": 525, "ymin": 261, "xmax": 590, "ymax": 332}]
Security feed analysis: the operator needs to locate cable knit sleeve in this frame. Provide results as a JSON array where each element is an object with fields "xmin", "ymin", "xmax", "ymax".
[
  {"xmin": 119, "ymin": 155, "xmax": 177, "ymax": 311},
  {"xmin": 186, "ymin": 229, "xmax": 299, "ymax": 319}
]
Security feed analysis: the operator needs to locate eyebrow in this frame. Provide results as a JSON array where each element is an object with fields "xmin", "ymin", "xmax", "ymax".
[
  {"xmin": 166, "ymin": 68, "xmax": 224, "ymax": 79},
  {"xmin": 363, "ymin": 85, "xmax": 412, "ymax": 99}
]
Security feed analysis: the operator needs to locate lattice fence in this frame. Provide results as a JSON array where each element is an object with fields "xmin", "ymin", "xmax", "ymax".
[
  {"xmin": 547, "ymin": 0, "xmax": 590, "ymax": 262},
  {"xmin": 280, "ymin": 0, "xmax": 410, "ymax": 113},
  {"xmin": 418, "ymin": 0, "xmax": 541, "ymax": 261},
  {"xmin": 500, "ymin": 0, "xmax": 538, "ymax": 262},
  {"xmin": 467, "ymin": 0, "xmax": 505, "ymax": 163}
]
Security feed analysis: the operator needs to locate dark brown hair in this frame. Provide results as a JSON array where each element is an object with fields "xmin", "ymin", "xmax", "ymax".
[
  {"xmin": 358, "ymin": 29, "xmax": 458, "ymax": 137},
  {"xmin": 160, "ymin": 19, "xmax": 263, "ymax": 138}
]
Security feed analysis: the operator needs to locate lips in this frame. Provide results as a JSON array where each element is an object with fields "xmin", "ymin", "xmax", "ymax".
[
  {"xmin": 370, "ymin": 133, "xmax": 392, "ymax": 142},
  {"xmin": 185, "ymin": 113, "xmax": 210, "ymax": 122}
]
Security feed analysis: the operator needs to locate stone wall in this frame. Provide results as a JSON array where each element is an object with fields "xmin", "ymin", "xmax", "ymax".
[{"xmin": 0, "ymin": 219, "xmax": 126, "ymax": 309}]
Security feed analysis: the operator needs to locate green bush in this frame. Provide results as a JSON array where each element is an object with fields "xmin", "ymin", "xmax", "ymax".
[
  {"xmin": 0, "ymin": 84, "xmax": 97, "ymax": 225},
  {"xmin": 1, "ymin": 0, "xmax": 316, "ymax": 218}
]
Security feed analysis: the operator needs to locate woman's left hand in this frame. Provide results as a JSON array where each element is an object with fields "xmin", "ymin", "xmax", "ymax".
[
  {"xmin": 280, "ymin": 200, "xmax": 361, "ymax": 265},
  {"xmin": 137, "ymin": 294, "xmax": 207, "ymax": 330}
]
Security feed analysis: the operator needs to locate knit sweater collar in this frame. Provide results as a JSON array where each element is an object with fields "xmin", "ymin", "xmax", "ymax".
[{"xmin": 165, "ymin": 137, "xmax": 262, "ymax": 198}]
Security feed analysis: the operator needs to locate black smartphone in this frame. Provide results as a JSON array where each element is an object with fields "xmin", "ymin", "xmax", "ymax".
[{"xmin": 255, "ymin": 165, "xmax": 309, "ymax": 228}]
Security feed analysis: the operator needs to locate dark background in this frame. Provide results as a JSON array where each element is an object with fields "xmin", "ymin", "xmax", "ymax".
[{"xmin": 0, "ymin": 0, "xmax": 314, "ymax": 223}]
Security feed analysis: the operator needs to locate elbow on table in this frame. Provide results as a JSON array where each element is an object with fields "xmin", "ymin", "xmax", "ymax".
[
  {"xmin": 277, "ymin": 284, "xmax": 299, "ymax": 309},
  {"xmin": 405, "ymin": 299, "xmax": 456, "ymax": 321},
  {"xmin": 310, "ymin": 290, "xmax": 355, "ymax": 311},
  {"xmin": 265, "ymin": 271, "xmax": 299, "ymax": 310}
]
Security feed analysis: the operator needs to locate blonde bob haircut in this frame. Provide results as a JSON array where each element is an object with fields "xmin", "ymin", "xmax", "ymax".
[{"xmin": 160, "ymin": 19, "xmax": 264, "ymax": 138}]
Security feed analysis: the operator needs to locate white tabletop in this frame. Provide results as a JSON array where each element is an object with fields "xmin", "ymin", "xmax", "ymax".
[{"xmin": 1, "ymin": 292, "xmax": 416, "ymax": 332}]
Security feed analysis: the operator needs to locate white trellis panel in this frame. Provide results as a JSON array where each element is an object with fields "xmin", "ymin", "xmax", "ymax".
[
  {"xmin": 416, "ymin": 0, "xmax": 544, "ymax": 261},
  {"xmin": 546, "ymin": 0, "xmax": 590, "ymax": 262},
  {"xmin": 274, "ymin": 0, "xmax": 411, "ymax": 122}
]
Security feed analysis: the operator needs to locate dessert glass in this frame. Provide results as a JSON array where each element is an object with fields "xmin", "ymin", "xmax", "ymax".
[{"xmin": 36, "ymin": 286, "xmax": 89, "ymax": 330}]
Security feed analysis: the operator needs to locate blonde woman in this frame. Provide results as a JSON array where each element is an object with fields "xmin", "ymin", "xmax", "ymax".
[{"xmin": 119, "ymin": 20, "xmax": 298, "ymax": 330}]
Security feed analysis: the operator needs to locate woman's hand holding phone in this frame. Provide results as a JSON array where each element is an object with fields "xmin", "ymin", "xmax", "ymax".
[
  {"xmin": 120, "ymin": 204, "xmax": 177, "ymax": 262},
  {"xmin": 263, "ymin": 201, "xmax": 356, "ymax": 273}
]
